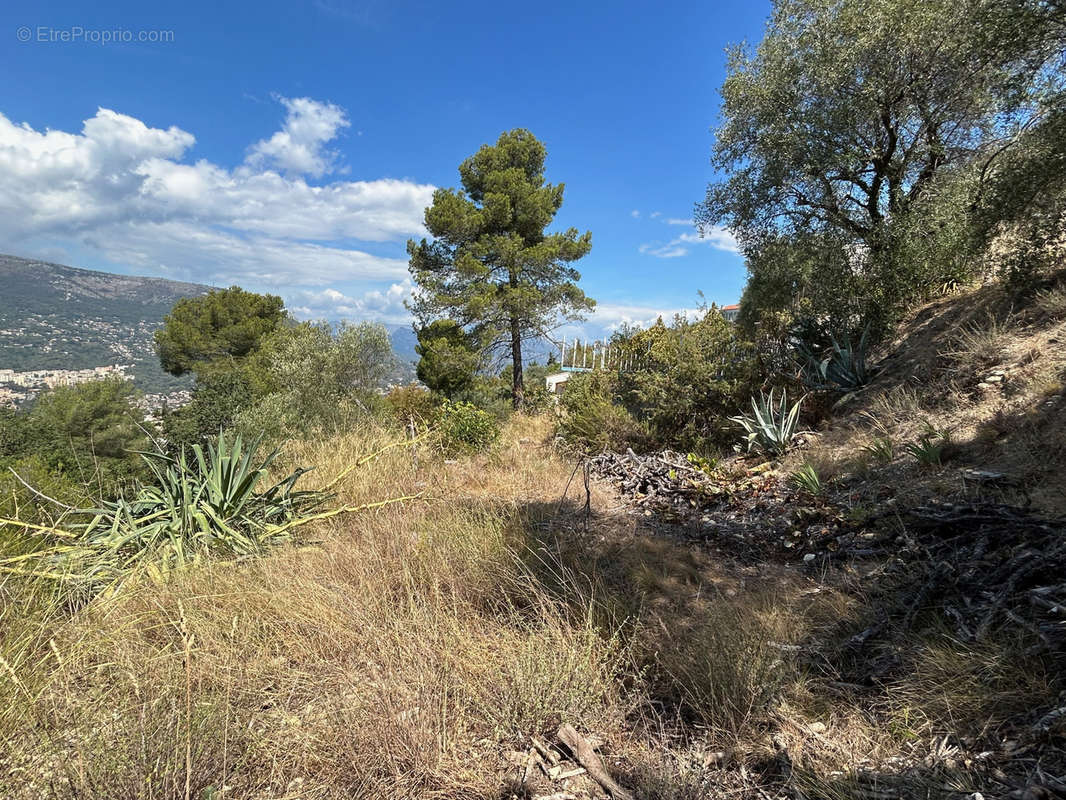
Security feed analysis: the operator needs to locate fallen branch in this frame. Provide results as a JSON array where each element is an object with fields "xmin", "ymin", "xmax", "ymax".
[{"xmin": 556, "ymin": 724, "xmax": 633, "ymax": 800}]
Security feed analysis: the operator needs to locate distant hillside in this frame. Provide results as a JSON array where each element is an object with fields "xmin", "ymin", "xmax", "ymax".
[
  {"xmin": 0, "ymin": 254, "xmax": 213, "ymax": 393},
  {"xmin": 385, "ymin": 324, "xmax": 418, "ymax": 369},
  {"xmin": 0, "ymin": 254, "xmax": 419, "ymax": 392}
]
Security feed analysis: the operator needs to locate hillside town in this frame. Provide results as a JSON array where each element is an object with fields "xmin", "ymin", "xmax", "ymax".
[{"xmin": 0, "ymin": 364, "xmax": 131, "ymax": 407}]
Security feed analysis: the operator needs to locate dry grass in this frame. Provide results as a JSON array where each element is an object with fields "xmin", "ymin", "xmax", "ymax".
[
  {"xmin": 0, "ymin": 414, "xmax": 861, "ymax": 799},
  {"xmin": 0, "ymin": 419, "xmax": 630, "ymax": 799},
  {"xmin": 2, "ymin": 360, "xmax": 1063, "ymax": 800},
  {"xmin": 940, "ymin": 311, "xmax": 1014, "ymax": 371},
  {"xmin": 1035, "ymin": 285, "xmax": 1066, "ymax": 318}
]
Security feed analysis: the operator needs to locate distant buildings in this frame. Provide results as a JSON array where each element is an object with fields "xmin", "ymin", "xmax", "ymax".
[
  {"xmin": 0, "ymin": 364, "xmax": 132, "ymax": 407},
  {"xmin": 545, "ymin": 371, "xmax": 570, "ymax": 396},
  {"xmin": 720, "ymin": 303, "xmax": 741, "ymax": 322},
  {"xmin": 0, "ymin": 364, "xmax": 131, "ymax": 388}
]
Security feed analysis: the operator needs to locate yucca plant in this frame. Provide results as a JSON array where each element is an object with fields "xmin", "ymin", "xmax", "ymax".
[
  {"xmin": 790, "ymin": 463, "xmax": 824, "ymax": 495},
  {"xmin": 730, "ymin": 389, "xmax": 804, "ymax": 456},
  {"xmin": 862, "ymin": 436, "xmax": 895, "ymax": 465},
  {"xmin": 904, "ymin": 423, "xmax": 951, "ymax": 468},
  {"xmin": 0, "ymin": 433, "xmax": 338, "ymax": 594}
]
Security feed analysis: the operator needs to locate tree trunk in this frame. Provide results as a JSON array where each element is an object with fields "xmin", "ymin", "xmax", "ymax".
[{"xmin": 510, "ymin": 315, "xmax": 525, "ymax": 410}]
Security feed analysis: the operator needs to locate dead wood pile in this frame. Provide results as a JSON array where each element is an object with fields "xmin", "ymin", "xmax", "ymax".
[
  {"xmin": 585, "ymin": 449, "xmax": 716, "ymax": 509},
  {"xmin": 840, "ymin": 503, "xmax": 1066, "ymax": 654}
]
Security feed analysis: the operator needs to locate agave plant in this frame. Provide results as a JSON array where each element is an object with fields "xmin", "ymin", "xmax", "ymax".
[
  {"xmin": 799, "ymin": 328, "xmax": 870, "ymax": 390},
  {"xmin": 729, "ymin": 389, "xmax": 804, "ymax": 456},
  {"xmin": 0, "ymin": 433, "xmax": 330, "ymax": 593},
  {"xmin": 790, "ymin": 463, "xmax": 824, "ymax": 495}
]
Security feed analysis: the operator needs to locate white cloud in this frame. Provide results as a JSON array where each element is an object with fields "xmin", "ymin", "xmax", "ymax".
[
  {"xmin": 650, "ymin": 211, "xmax": 661, "ymax": 218},
  {"xmin": 553, "ymin": 303, "xmax": 703, "ymax": 340},
  {"xmin": 639, "ymin": 219, "xmax": 739, "ymax": 258},
  {"xmin": 630, "ymin": 209, "xmax": 640, "ymax": 218},
  {"xmin": 286, "ymin": 277, "xmax": 413, "ymax": 323},
  {"xmin": 0, "ymin": 103, "xmax": 435, "ymax": 293},
  {"xmin": 639, "ymin": 243, "xmax": 688, "ymax": 258},
  {"xmin": 246, "ymin": 96, "xmax": 349, "ymax": 177}
]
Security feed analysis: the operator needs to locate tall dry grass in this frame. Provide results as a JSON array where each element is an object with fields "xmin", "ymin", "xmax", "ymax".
[
  {"xmin": 4, "ymin": 410, "xmax": 1048, "ymax": 799},
  {"xmin": 0, "ymin": 418, "xmax": 635, "ymax": 799}
]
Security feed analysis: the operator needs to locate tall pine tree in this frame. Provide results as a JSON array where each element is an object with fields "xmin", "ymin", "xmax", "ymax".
[{"xmin": 407, "ymin": 129, "xmax": 593, "ymax": 408}]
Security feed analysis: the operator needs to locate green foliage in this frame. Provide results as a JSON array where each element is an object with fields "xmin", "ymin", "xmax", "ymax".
[
  {"xmin": 790, "ymin": 463, "xmax": 824, "ymax": 495},
  {"xmin": 905, "ymin": 423, "xmax": 952, "ymax": 468},
  {"xmin": 686, "ymin": 452, "xmax": 719, "ymax": 474},
  {"xmin": 0, "ymin": 433, "xmax": 327, "ymax": 595},
  {"xmin": 615, "ymin": 309, "xmax": 761, "ymax": 450},
  {"xmin": 549, "ymin": 310, "xmax": 761, "ymax": 452},
  {"xmin": 862, "ymin": 436, "xmax": 895, "ymax": 465},
  {"xmin": 386, "ymin": 384, "xmax": 440, "ymax": 428},
  {"xmin": 703, "ymin": 0, "xmax": 1064, "ymax": 335},
  {"xmin": 11, "ymin": 378, "xmax": 148, "ymax": 492},
  {"xmin": 436, "ymin": 401, "xmax": 499, "ymax": 455},
  {"xmin": 162, "ymin": 370, "xmax": 256, "ymax": 451},
  {"xmin": 729, "ymin": 388, "xmax": 804, "ymax": 456},
  {"xmin": 235, "ymin": 321, "xmax": 397, "ymax": 441},
  {"xmin": 155, "ymin": 287, "xmax": 286, "ymax": 377},
  {"xmin": 975, "ymin": 106, "xmax": 1066, "ymax": 293},
  {"xmin": 799, "ymin": 328, "xmax": 870, "ymax": 390},
  {"xmin": 521, "ymin": 383, "xmax": 554, "ymax": 415},
  {"xmin": 501, "ymin": 360, "xmax": 557, "ymax": 414},
  {"xmin": 415, "ymin": 319, "xmax": 480, "ymax": 398},
  {"xmin": 408, "ymin": 129, "xmax": 594, "ymax": 408},
  {"xmin": 557, "ymin": 371, "xmax": 650, "ymax": 453},
  {"xmin": 0, "ymin": 405, "xmax": 29, "ymax": 460}
]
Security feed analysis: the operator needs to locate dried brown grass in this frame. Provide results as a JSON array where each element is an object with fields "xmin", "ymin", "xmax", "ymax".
[
  {"xmin": 3, "ymin": 376, "xmax": 1063, "ymax": 800},
  {"xmin": 0, "ymin": 418, "xmax": 630, "ymax": 799}
]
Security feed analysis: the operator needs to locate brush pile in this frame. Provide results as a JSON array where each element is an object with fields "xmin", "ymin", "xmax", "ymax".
[
  {"xmin": 835, "ymin": 503, "xmax": 1066, "ymax": 655},
  {"xmin": 585, "ymin": 449, "xmax": 717, "ymax": 509},
  {"xmin": 588, "ymin": 449, "xmax": 1066, "ymax": 655}
]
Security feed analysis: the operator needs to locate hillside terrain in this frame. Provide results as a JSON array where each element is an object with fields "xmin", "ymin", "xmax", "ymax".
[
  {"xmin": 2, "ymin": 278, "xmax": 1064, "ymax": 800},
  {"xmin": 0, "ymin": 254, "xmax": 419, "ymax": 396},
  {"xmin": 0, "ymin": 254, "xmax": 212, "ymax": 393}
]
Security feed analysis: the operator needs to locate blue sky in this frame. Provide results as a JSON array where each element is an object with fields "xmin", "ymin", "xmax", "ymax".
[{"xmin": 1, "ymin": 0, "xmax": 769, "ymax": 336}]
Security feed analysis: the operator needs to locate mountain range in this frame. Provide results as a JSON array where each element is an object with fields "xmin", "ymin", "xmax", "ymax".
[{"xmin": 0, "ymin": 254, "xmax": 417, "ymax": 394}]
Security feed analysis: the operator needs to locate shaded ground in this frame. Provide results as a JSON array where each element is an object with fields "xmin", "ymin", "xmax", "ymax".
[{"xmin": 502, "ymin": 444, "xmax": 1066, "ymax": 800}]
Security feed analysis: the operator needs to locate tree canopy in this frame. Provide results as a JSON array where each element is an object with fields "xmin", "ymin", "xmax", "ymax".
[
  {"xmin": 700, "ymin": 0, "xmax": 1062, "ymax": 250},
  {"xmin": 154, "ymin": 287, "xmax": 287, "ymax": 377},
  {"xmin": 407, "ymin": 129, "xmax": 594, "ymax": 408},
  {"xmin": 699, "ymin": 0, "xmax": 1065, "ymax": 332},
  {"xmin": 414, "ymin": 319, "xmax": 480, "ymax": 399},
  {"xmin": 13, "ymin": 377, "xmax": 147, "ymax": 487}
]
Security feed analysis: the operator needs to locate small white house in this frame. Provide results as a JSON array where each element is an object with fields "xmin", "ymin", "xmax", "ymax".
[{"xmin": 545, "ymin": 371, "xmax": 570, "ymax": 395}]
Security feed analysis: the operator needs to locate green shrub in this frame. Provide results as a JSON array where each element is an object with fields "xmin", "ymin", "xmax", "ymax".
[
  {"xmin": 729, "ymin": 388, "xmax": 804, "ymax": 456},
  {"xmin": 557, "ymin": 371, "xmax": 650, "ymax": 453},
  {"xmin": 862, "ymin": 436, "xmax": 895, "ymax": 465},
  {"xmin": 905, "ymin": 423, "xmax": 952, "ymax": 468},
  {"xmin": 799, "ymin": 327, "xmax": 870, "ymax": 390},
  {"xmin": 385, "ymin": 384, "xmax": 440, "ymax": 428},
  {"xmin": 616, "ymin": 310, "xmax": 760, "ymax": 451},
  {"xmin": 436, "ymin": 401, "xmax": 499, "ymax": 455},
  {"xmin": 522, "ymin": 383, "xmax": 555, "ymax": 415},
  {"xmin": 162, "ymin": 369, "xmax": 256, "ymax": 451}
]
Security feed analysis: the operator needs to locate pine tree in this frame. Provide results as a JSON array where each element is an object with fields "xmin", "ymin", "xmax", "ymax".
[{"xmin": 407, "ymin": 129, "xmax": 593, "ymax": 408}]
